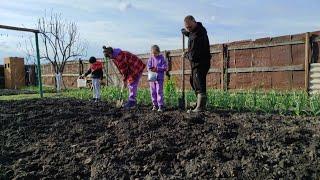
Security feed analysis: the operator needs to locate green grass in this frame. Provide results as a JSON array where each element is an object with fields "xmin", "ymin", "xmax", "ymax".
[
  {"xmin": 0, "ymin": 93, "xmax": 59, "ymax": 100},
  {"xmin": 2, "ymin": 81, "xmax": 320, "ymax": 116},
  {"xmin": 21, "ymin": 86, "xmax": 56, "ymax": 93},
  {"xmin": 0, "ymin": 86, "xmax": 59, "ymax": 100}
]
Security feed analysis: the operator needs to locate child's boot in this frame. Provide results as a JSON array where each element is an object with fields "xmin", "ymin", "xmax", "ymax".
[
  {"xmin": 124, "ymin": 100, "xmax": 136, "ymax": 109},
  {"xmin": 152, "ymin": 105, "xmax": 158, "ymax": 111},
  {"xmin": 158, "ymin": 105, "xmax": 164, "ymax": 112},
  {"xmin": 91, "ymin": 98, "xmax": 97, "ymax": 102}
]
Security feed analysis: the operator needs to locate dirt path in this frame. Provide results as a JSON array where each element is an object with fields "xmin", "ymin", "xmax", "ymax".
[{"xmin": 0, "ymin": 98, "xmax": 319, "ymax": 179}]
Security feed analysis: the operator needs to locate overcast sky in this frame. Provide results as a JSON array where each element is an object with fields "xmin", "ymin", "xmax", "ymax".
[{"xmin": 0, "ymin": 0, "xmax": 320, "ymax": 64}]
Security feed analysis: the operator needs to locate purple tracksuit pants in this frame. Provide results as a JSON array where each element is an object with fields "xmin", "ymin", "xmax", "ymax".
[
  {"xmin": 128, "ymin": 72, "xmax": 142, "ymax": 102},
  {"xmin": 149, "ymin": 80, "xmax": 164, "ymax": 107}
]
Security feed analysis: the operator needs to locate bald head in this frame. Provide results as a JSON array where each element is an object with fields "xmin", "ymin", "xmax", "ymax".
[
  {"xmin": 184, "ymin": 15, "xmax": 197, "ymax": 32},
  {"xmin": 184, "ymin": 15, "xmax": 196, "ymax": 22}
]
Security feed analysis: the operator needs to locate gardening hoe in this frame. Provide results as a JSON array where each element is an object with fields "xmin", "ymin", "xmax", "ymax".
[
  {"xmin": 178, "ymin": 34, "xmax": 187, "ymax": 110},
  {"xmin": 116, "ymin": 83, "xmax": 125, "ymax": 108}
]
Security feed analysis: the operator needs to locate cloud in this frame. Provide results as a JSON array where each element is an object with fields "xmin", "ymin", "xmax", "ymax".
[
  {"xmin": 118, "ymin": 1, "xmax": 132, "ymax": 12},
  {"xmin": 198, "ymin": 0, "xmax": 226, "ymax": 8},
  {"xmin": 210, "ymin": 2, "xmax": 226, "ymax": 8},
  {"xmin": 0, "ymin": 42, "xmax": 11, "ymax": 51},
  {"xmin": 0, "ymin": 32, "xmax": 29, "ymax": 64},
  {"xmin": 0, "ymin": 9, "xmax": 34, "ymax": 25},
  {"xmin": 1, "ymin": 0, "xmax": 320, "ymax": 64},
  {"xmin": 77, "ymin": 19, "xmax": 180, "ymax": 56}
]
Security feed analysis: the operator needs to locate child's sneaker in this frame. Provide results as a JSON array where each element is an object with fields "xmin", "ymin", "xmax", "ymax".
[
  {"xmin": 158, "ymin": 106, "xmax": 164, "ymax": 112},
  {"xmin": 91, "ymin": 98, "xmax": 97, "ymax": 102},
  {"xmin": 124, "ymin": 101, "xmax": 136, "ymax": 109},
  {"xmin": 152, "ymin": 106, "xmax": 158, "ymax": 111}
]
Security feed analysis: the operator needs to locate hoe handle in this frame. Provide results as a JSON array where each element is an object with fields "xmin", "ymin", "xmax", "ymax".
[{"xmin": 182, "ymin": 34, "xmax": 185, "ymax": 95}]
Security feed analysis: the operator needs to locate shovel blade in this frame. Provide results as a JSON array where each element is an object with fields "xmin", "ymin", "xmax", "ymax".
[{"xmin": 178, "ymin": 97, "xmax": 186, "ymax": 110}]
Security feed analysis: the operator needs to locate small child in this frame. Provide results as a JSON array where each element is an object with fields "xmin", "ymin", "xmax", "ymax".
[
  {"xmin": 82, "ymin": 56, "xmax": 103, "ymax": 102},
  {"xmin": 147, "ymin": 45, "xmax": 168, "ymax": 112}
]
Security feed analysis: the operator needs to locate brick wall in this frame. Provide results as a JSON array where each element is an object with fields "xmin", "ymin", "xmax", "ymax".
[{"xmin": 0, "ymin": 65, "xmax": 4, "ymax": 88}]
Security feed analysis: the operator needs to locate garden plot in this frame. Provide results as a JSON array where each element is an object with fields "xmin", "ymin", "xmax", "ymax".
[{"xmin": 0, "ymin": 98, "xmax": 319, "ymax": 179}]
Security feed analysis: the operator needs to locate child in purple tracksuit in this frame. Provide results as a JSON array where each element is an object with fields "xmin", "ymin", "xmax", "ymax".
[{"xmin": 147, "ymin": 45, "xmax": 168, "ymax": 112}]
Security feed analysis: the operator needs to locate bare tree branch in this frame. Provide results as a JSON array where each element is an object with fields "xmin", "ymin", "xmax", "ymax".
[{"xmin": 22, "ymin": 11, "xmax": 87, "ymax": 90}]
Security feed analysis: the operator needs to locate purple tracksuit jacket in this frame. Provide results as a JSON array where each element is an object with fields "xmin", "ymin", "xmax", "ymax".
[{"xmin": 147, "ymin": 54, "xmax": 168, "ymax": 106}]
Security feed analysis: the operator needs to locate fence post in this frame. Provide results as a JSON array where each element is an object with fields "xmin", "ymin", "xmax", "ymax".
[
  {"xmin": 221, "ymin": 44, "xmax": 228, "ymax": 91},
  {"xmin": 165, "ymin": 51, "xmax": 171, "ymax": 80},
  {"xmin": 106, "ymin": 58, "xmax": 109, "ymax": 86},
  {"xmin": 305, "ymin": 32, "xmax": 310, "ymax": 93},
  {"xmin": 220, "ymin": 44, "xmax": 224, "ymax": 90}
]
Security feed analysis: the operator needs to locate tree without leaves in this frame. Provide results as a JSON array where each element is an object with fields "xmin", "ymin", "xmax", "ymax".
[
  {"xmin": 17, "ymin": 36, "xmax": 39, "ymax": 86},
  {"xmin": 38, "ymin": 12, "xmax": 87, "ymax": 89},
  {"xmin": 18, "ymin": 36, "xmax": 36, "ymax": 65}
]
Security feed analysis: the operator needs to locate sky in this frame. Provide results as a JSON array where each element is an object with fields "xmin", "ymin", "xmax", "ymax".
[{"xmin": 0, "ymin": 0, "xmax": 320, "ymax": 64}]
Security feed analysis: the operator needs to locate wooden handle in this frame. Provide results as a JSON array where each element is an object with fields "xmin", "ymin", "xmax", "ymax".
[
  {"xmin": 182, "ymin": 34, "xmax": 185, "ymax": 96},
  {"xmin": 182, "ymin": 34, "xmax": 185, "ymax": 53}
]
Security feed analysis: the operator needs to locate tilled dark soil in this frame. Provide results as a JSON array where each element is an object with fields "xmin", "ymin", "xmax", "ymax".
[
  {"xmin": 0, "ymin": 98, "xmax": 319, "ymax": 179},
  {"xmin": 0, "ymin": 90, "xmax": 36, "ymax": 96}
]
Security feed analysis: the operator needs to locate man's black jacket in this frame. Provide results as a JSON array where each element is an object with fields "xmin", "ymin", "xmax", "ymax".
[{"xmin": 182, "ymin": 22, "xmax": 211, "ymax": 69}]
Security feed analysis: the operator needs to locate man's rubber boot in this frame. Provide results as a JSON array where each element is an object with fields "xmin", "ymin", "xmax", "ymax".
[
  {"xmin": 189, "ymin": 92, "xmax": 198, "ymax": 108},
  {"xmin": 188, "ymin": 93, "xmax": 207, "ymax": 113}
]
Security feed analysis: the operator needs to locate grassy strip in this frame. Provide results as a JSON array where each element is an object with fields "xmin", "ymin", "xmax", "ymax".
[
  {"xmin": 62, "ymin": 87, "xmax": 320, "ymax": 116},
  {"xmin": 1, "ymin": 80, "xmax": 320, "ymax": 116},
  {"xmin": 0, "ymin": 93, "xmax": 61, "ymax": 100},
  {"xmin": 21, "ymin": 86, "xmax": 56, "ymax": 93}
]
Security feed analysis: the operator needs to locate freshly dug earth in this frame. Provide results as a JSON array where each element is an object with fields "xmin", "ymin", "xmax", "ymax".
[{"xmin": 0, "ymin": 98, "xmax": 319, "ymax": 179}]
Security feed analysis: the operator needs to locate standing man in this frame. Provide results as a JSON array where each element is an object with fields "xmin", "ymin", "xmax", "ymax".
[
  {"xmin": 181, "ymin": 15, "xmax": 211, "ymax": 113},
  {"xmin": 103, "ymin": 46, "xmax": 146, "ymax": 109}
]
